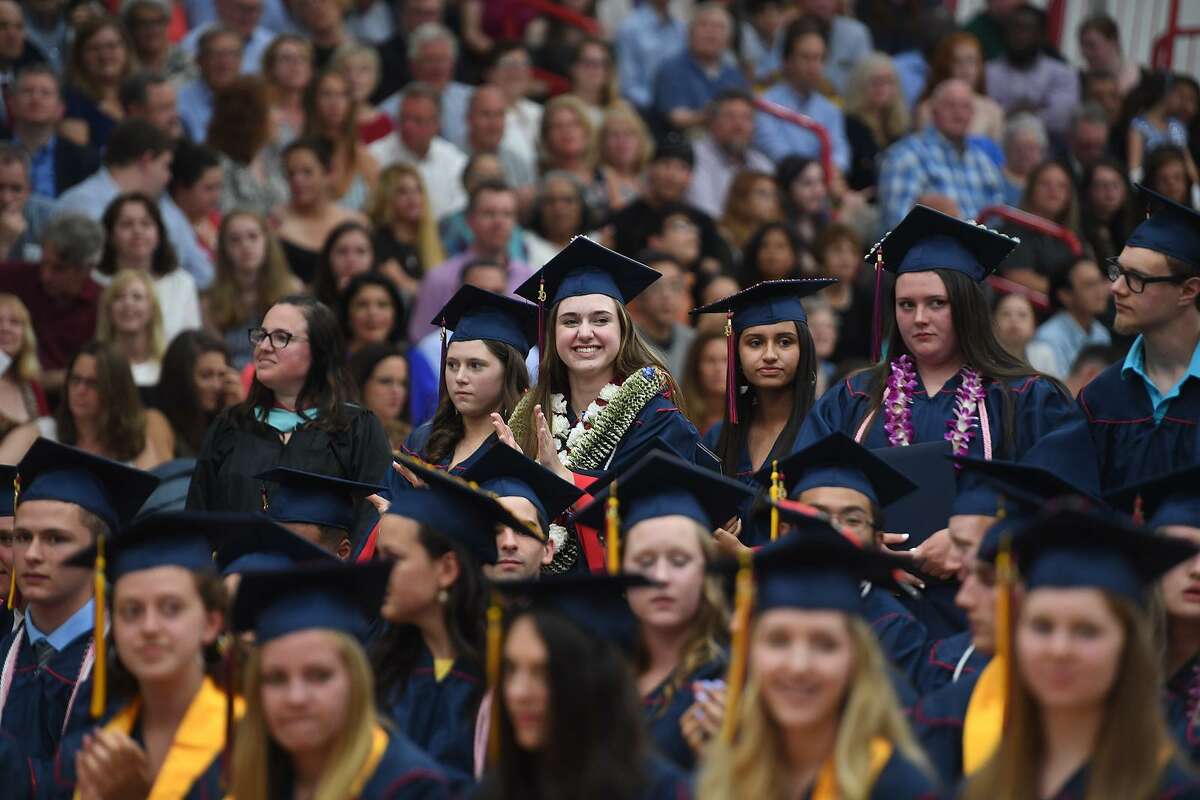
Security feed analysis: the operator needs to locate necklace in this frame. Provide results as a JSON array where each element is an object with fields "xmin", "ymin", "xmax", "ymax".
[{"xmin": 882, "ymin": 356, "xmax": 987, "ymax": 463}]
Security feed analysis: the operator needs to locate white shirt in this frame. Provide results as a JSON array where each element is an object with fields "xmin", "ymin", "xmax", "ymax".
[
  {"xmin": 92, "ymin": 267, "xmax": 202, "ymax": 346},
  {"xmin": 369, "ymin": 134, "xmax": 469, "ymax": 220}
]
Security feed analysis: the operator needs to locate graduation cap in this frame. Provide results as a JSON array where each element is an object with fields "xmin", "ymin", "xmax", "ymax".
[
  {"xmin": 230, "ymin": 560, "xmax": 393, "ymax": 643},
  {"xmin": 691, "ymin": 280, "xmax": 838, "ymax": 423},
  {"xmin": 387, "ymin": 455, "xmax": 539, "ymax": 566},
  {"xmin": 0, "ymin": 464, "xmax": 15, "ymax": 516},
  {"xmin": 864, "ymin": 205, "xmax": 1020, "ymax": 358},
  {"xmin": 15, "ymin": 438, "xmax": 158, "ymax": 532},
  {"xmin": 207, "ymin": 513, "xmax": 339, "ymax": 575},
  {"xmin": 950, "ymin": 453, "xmax": 1099, "ymax": 517},
  {"xmin": 1128, "ymin": 185, "xmax": 1200, "ymax": 267},
  {"xmin": 431, "ymin": 284, "xmax": 539, "ymax": 357},
  {"xmin": 1010, "ymin": 502, "xmax": 1197, "ymax": 605},
  {"xmin": 458, "ymin": 442, "xmax": 583, "ymax": 535},
  {"xmin": 254, "ymin": 468, "xmax": 382, "ymax": 532},
  {"xmin": 753, "ymin": 432, "xmax": 918, "ymax": 509},
  {"xmin": 1107, "ymin": 464, "xmax": 1200, "ymax": 530}
]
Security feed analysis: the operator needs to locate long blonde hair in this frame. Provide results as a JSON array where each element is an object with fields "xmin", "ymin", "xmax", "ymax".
[
  {"xmin": 843, "ymin": 52, "xmax": 911, "ymax": 147},
  {"xmin": 96, "ymin": 270, "xmax": 166, "ymax": 361},
  {"xmin": 206, "ymin": 210, "xmax": 296, "ymax": 333},
  {"xmin": 540, "ymin": 95, "xmax": 599, "ymax": 173},
  {"xmin": 698, "ymin": 616, "xmax": 932, "ymax": 800},
  {"xmin": 364, "ymin": 164, "xmax": 445, "ymax": 274},
  {"xmin": 231, "ymin": 630, "xmax": 379, "ymax": 800},
  {"xmin": 0, "ymin": 293, "xmax": 41, "ymax": 383},
  {"xmin": 510, "ymin": 298, "xmax": 685, "ymax": 457},
  {"xmin": 963, "ymin": 593, "xmax": 1178, "ymax": 800}
]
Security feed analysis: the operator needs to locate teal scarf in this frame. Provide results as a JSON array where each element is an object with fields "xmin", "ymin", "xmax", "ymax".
[{"xmin": 256, "ymin": 406, "xmax": 318, "ymax": 433}]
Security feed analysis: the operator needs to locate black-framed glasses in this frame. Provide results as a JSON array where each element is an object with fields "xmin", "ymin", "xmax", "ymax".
[
  {"xmin": 248, "ymin": 327, "xmax": 308, "ymax": 349},
  {"xmin": 1104, "ymin": 257, "xmax": 1189, "ymax": 294}
]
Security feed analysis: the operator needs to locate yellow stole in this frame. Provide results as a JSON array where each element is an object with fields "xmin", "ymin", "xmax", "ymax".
[
  {"xmin": 962, "ymin": 657, "xmax": 1005, "ymax": 774},
  {"xmin": 811, "ymin": 737, "xmax": 893, "ymax": 800},
  {"xmin": 78, "ymin": 677, "xmax": 243, "ymax": 800},
  {"xmin": 347, "ymin": 725, "xmax": 390, "ymax": 797}
]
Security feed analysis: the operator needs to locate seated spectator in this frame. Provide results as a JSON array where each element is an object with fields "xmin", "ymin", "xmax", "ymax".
[
  {"xmin": 614, "ymin": 0, "xmax": 684, "ymax": 114},
  {"xmin": 262, "ymin": 34, "xmax": 313, "ymax": 145},
  {"xmin": 841, "ymin": 53, "xmax": 910, "ymax": 194},
  {"xmin": 366, "ymin": 163, "xmax": 444, "ymax": 299},
  {"xmin": 1142, "ymin": 144, "xmax": 1195, "ymax": 207},
  {"xmin": 123, "ymin": 0, "xmax": 194, "ymax": 83},
  {"xmin": 563, "ymin": 37, "xmax": 618, "ymax": 129},
  {"xmin": 964, "ymin": 0, "xmax": 1018, "ymax": 63},
  {"xmin": 487, "ymin": 43, "xmax": 544, "ymax": 179},
  {"xmin": 463, "ymin": 85, "xmax": 537, "ymax": 198},
  {"xmin": 755, "ymin": 18, "xmax": 850, "ymax": 175},
  {"xmin": 718, "ymin": 170, "xmax": 781, "ymax": 257},
  {"xmin": 119, "ymin": 71, "xmax": 184, "ymax": 139},
  {"xmin": 179, "ymin": 26, "xmax": 243, "ymax": 142},
  {"xmin": 96, "ymin": 192, "xmax": 203, "ymax": 342},
  {"xmin": 1000, "ymin": 112, "xmax": 1049, "ymax": 205},
  {"xmin": 802, "ymin": 294, "xmax": 838, "ymax": 397},
  {"xmin": 1001, "ymin": 160, "xmax": 1083, "ymax": 293},
  {"xmin": 290, "ymin": 0, "xmax": 351, "ymax": 69},
  {"xmin": 627, "ymin": 249, "xmax": 694, "ymax": 379},
  {"xmin": 339, "ymin": 272, "xmax": 405, "ymax": 354},
  {"xmin": 154, "ymin": 329, "xmax": 244, "ymax": 457},
  {"xmin": 372, "ymin": 0, "xmax": 442, "ymax": 100},
  {"xmin": 0, "ymin": 212, "xmax": 103, "ymax": 390},
  {"xmin": 680, "ymin": 327, "xmax": 726, "ymax": 435},
  {"xmin": 1064, "ymin": 343, "xmax": 1114, "ymax": 399},
  {"xmin": 208, "ymin": 76, "xmax": 286, "ymax": 216},
  {"xmin": 331, "ymin": 43, "xmax": 392, "ymax": 145},
  {"xmin": 55, "ymin": 118, "xmax": 215, "ymax": 288},
  {"xmin": 96, "ymin": 268, "xmax": 165, "ymax": 389},
  {"xmin": 815, "ymin": 222, "xmax": 873, "ymax": 363},
  {"xmin": 525, "ymin": 0, "xmax": 596, "ymax": 79},
  {"xmin": 1081, "ymin": 69, "xmax": 1122, "ymax": 125},
  {"xmin": 801, "ymin": 0, "xmax": 873, "ymax": 96},
  {"xmin": 1079, "ymin": 157, "xmax": 1136, "ymax": 263},
  {"xmin": 738, "ymin": 221, "xmax": 805, "ymax": 285},
  {"xmin": 877, "ymin": 78, "xmax": 1006, "ymax": 228},
  {"xmin": 202, "ymin": 210, "xmax": 300, "ymax": 369},
  {"xmin": 0, "ymin": 143, "xmax": 53, "ymax": 262},
  {"xmin": 524, "ymin": 171, "xmax": 590, "ymax": 267},
  {"xmin": 687, "ymin": 89, "xmax": 775, "ymax": 219},
  {"xmin": 303, "ymin": 69, "xmax": 379, "ymax": 211},
  {"xmin": 408, "ymin": 180, "xmax": 530, "ymax": 342},
  {"xmin": 1126, "ymin": 71, "xmax": 1199, "ymax": 187},
  {"xmin": 776, "ymin": 156, "xmax": 828, "ymax": 274},
  {"xmin": 985, "ymin": 4, "xmax": 1079, "ymax": 141},
  {"xmin": 348, "ymin": 342, "xmax": 411, "ymax": 452},
  {"xmin": 1077, "ymin": 13, "xmax": 1144, "ymax": 96},
  {"xmin": 539, "ymin": 95, "xmax": 607, "ymax": 221},
  {"xmin": 0, "ymin": 293, "xmax": 50, "ymax": 463},
  {"xmin": 22, "ymin": 0, "xmax": 66, "ymax": 73},
  {"xmin": 275, "ymin": 136, "xmax": 367, "ymax": 284},
  {"xmin": 401, "ymin": 22, "xmax": 473, "ymax": 150},
  {"xmin": 311, "ymin": 221, "xmax": 375, "ymax": 308},
  {"xmin": 992, "ymin": 291, "xmax": 1056, "ymax": 374},
  {"xmin": 913, "ymin": 32, "xmax": 1004, "ymax": 144},
  {"xmin": 692, "ymin": 270, "xmax": 739, "ymax": 333},
  {"xmin": 1061, "ymin": 102, "xmax": 1112, "ymax": 186},
  {"xmin": 596, "ymin": 101, "xmax": 652, "ymax": 213},
  {"xmin": 61, "ymin": 15, "xmax": 134, "ymax": 149},
  {"xmin": 646, "ymin": 203, "xmax": 704, "ymax": 274},
  {"xmin": 8, "ymin": 65, "xmax": 100, "ymax": 200},
  {"xmin": 181, "ymin": 0, "xmax": 272, "ymax": 75},
  {"xmin": 369, "ymin": 83, "xmax": 468, "ymax": 220},
  {"xmin": 1032, "ymin": 257, "xmax": 1112, "ymax": 381},
  {"xmin": 651, "ymin": 3, "xmax": 746, "ymax": 134},
  {"xmin": 43, "ymin": 339, "xmax": 172, "ymax": 469},
  {"xmin": 168, "ymin": 138, "xmax": 223, "ymax": 257},
  {"xmin": 436, "ymin": 153, "xmax": 528, "ymax": 262}
]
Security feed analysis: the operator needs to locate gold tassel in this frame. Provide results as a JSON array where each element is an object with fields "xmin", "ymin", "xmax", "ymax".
[
  {"xmin": 769, "ymin": 460, "xmax": 781, "ymax": 541},
  {"xmin": 90, "ymin": 534, "xmax": 107, "ymax": 718},
  {"xmin": 993, "ymin": 534, "xmax": 1014, "ymax": 707},
  {"xmin": 1132, "ymin": 494, "xmax": 1144, "ymax": 525},
  {"xmin": 721, "ymin": 547, "xmax": 754, "ymax": 743},
  {"xmin": 605, "ymin": 480, "xmax": 620, "ymax": 575},
  {"xmin": 485, "ymin": 595, "xmax": 503, "ymax": 767},
  {"xmin": 8, "ymin": 474, "xmax": 18, "ymax": 609}
]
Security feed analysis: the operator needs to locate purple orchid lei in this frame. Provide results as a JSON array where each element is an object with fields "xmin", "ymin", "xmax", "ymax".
[
  {"xmin": 883, "ymin": 356, "xmax": 987, "ymax": 459},
  {"xmin": 944, "ymin": 366, "xmax": 986, "ymax": 463}
]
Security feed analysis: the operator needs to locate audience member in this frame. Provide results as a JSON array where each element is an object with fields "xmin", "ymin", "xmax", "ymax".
[
  {"xmin": 991, "ymin": 291, "xmax": 1055, "ymax": 373},
  {"xmin": 464, "ymin": 85, "xmax": 537, "ymax": 194},
  {"xmin": 963, "ymin": 0, "xmax": 1020, "ymax": 60},
  {"xmin": 1079, "ymin": 157, "xmax": 1136, "ymax": 264},
  {"xmin": 1077, "ymin": 13, "xmax": 1143, "ymax": 96},
  {"xmin": 647, "ymin": 203, "xmax": 703, "ymax": 273},
  {"xmin": 1081, "ymin": 68, "xmax": 1122, "ymax": 125},
  {"xmin": 627, "ymin": 249, "xmax": 694, "ymax": 379},
  {"xmin": 22, "ymin": 0, "xmax": 67, "ymax": 72},
  {"xmin": 999, "ymin": 112, "xmax": 1048, "ymax": 204},
  {"xmin": 178, "ymin": 26, "xmax": 243, "ymax": 142},
  {"xmin": 289, "ymin": 0, "xmax": 350, "ymax": 69},
  {"xmin": 154, "ymin": 329, "xmax": 243, "ymax": 457},
  {"xmin": 1032, "ymin": 257, "xmax": 1112, "ymax": 380},
  {"xmin": 181, "ymin": 0, "xmax": 272, "ymax": 74},
  {"xmin": 524, "ymin": 171, "xmax": 590, "ymax": 267},
  {"xmin": 8, "ymin": 65, "xmax": 99, "ymax": 199},
  {"xmin": 404, "ymin": 22, "xmax": 473, "ymax": 150},
  {"xmin": 651, "ymin": 4, "xmax": 745, "ymax": 134},
  {"xmin": 815, "ymin": 222, "xmax": 873, "ymax": 363},
  {"xmin": 1126, "ymin": 71, "xmax": 1199, "ymax": 187},
  {"xmin": 1143, "ymin": 144, "xmax": 1195, "ymax": 208},
  {"xmin": 95, "ymin": 267, "xmax": 165, "ymax": 388},
  {"xmin": 0, "ymin": 143, "xmax": 53, "ymax": 262},
  {"xmin": 0, "ymin": 293, "xmax": 49, "ymax": 461},
  {"xmin": 738, "ymin": 220, "xmax": 805, "ymax": 286},
  {"xmin": 437, "ymin": 153, "xmax": 527, "ymax": 261},
  {"xmin": 167, "ymin": 138, "xmax": 222, "ymax": 256},
  {"xmin": 564, "ymin": 37, "xmax": 618, "ymax": 129},
  {"xmin": 679, "ymin": 326, "xmax": 726, "ymax": 434},
  {"xmin": 119, "ymin": 71, "xmax": 183, "ymax": 138},
  {"xmin": 0, "ymin": 0, "xmax": 47, "ymax": 125},
  {"xmin": 1061, "ymin": 102, "xmax": 1112, "ymax": 186},
  {"xmin": 373, "ymin": 0, "xmax": 443, "ymax": 100},
  {"xmin": 803, "ymin": 0, "xmax": 874, "ymax": 95},
  {"xmin": 718, "ymin": 170, "xmax": 781, "ymax": 256},
  {"xmin": 302, "ymin": 69, "xmax": 378, "ymax": 211},
  {"xmin": 776, "ymin": 155, "xmax": 828, "ymax": 274},
  {"xmin": 913, "ymin": 31, "xmax": 1004, "ymax": 144},
  {"xmin": 538, "ymin": 95, "xmax": 602, "ymax": 219},
  {"xmin": 348, "ymin": 341, "xmax": 410, "ymax": 451},
  {"xmin": 311, "ymin": 220, "xmax": 374, "ymax": 308},
  {"xmin": 614, "ymin": 0, "xmax": 684, "ymax": 114},
  {"xmin": 486, "ymin": 44, "xmax": 543, "ymax": 180},
  {"xmin": 61, "ymin": 15, "xmax": 133, "ymax": 149},
  {"xmin": 208, "ymin": 75, "xmax": 285, "ymax": 216},
  {"xmin": 261, "ymin": 34, "xmax": 313, "ymax": 145},
  {"xmin": 687, "ymin": 89, "xmax": 774, "ymax": 219},
  {"xmin": 339, "ymin": 271, "xmax": 405, "ymax": 353},
  {"xmin": 331, "ymin": 43, "xmax": 391, "ymax": 145},
  {"xmin": 842, "ymin": 52, "xmax": 910, "ymax": 193},
  {"xmin": 985, "ymin": 4, "xmax": 1079, "ymax": 141},
  {"xmin": 1001, "ymin": 160, "xmax": 1082, "ymax": 293},
  {"xmin": 365, "ymin": 163, "xmax": 444, "ymax": 299},
  {"xmin": 595, "ymin": 101, "xmax": 652, "ymax": 213},
  {"xmin": 121, "ymin": 0, "xmax": 194, "ymax": 82}
]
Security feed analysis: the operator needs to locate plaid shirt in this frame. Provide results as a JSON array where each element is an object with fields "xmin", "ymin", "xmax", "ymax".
[{"xmin": 877, "ymin": 127, "xmax": 1006, "ymax": 229}]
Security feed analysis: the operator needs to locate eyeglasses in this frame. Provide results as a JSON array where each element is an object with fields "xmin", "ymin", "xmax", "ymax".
[
  {"xmin": 1104, "ymin": 257, "xmax": 1189, "ymax": 294},
  {"xmin": 825, "ymin": 511, "xmax": 874, "ymax": 533},
  {"xmin": 249, "ymin": 327, "xmax": 308, "ymax": 349}
]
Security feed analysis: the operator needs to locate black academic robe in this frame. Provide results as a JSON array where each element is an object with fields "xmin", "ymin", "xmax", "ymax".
[
  {"xmin": 1021, "ymin": 757, "xmax": 1200, "ymax": 800},
  {"xmin": 642, "ymin": 653, "xmax": 727, "ymax": 772},
  {"xmin": 1165, "ymin": 654, "xmax": 1200, "ymax": 764},
  {"xmin": 1077, "ymin": 361, "xmax": 1200, "ymax": 491},
  {"xmin": 700, "ymin": 423, "xmax": 802, "ymax": 547}
]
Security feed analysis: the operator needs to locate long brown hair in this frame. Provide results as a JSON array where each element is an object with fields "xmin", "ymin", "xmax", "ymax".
[
  {"xmin": 66, "ymin": 16, "xmax": 133, "ymax": 101},
  {"xmin": 681, "ymin": 327, "xmax": 726, "ymax": 430},
  {"xmin": 720, "ymin": 171, "xmax": 781, "ymax": 251},
  {"xmin": 206, "ymin": 210, "xmax": 295, "ymax": 334},
  {"xmin": 302, "ymin": 70, "xmax": 363, "ymax": 201},
  {"xmin": 1020, "ymin": 160, "xmax": 1082, "ymax": 232},
  {"xmin": 511, "ymin": 299, "xmax": 683, "ymax": 458},
  {"xmin": 56, "ymin": 340, "xmax": 147, "ymax": 463},
  {"xmin": 963, "ymin": 594, "xmax": 1178, "ymax": 800},
  {"xmin": 917, "ymin": 31, "xmax": 987, "ymax": 102},
  {"xmin": 207, "ymin": 76, "xmax": 272, "ymax": 165},
  {"xmin": 424, "ymin": 339, "xmax": 529, "ymax": 464}
]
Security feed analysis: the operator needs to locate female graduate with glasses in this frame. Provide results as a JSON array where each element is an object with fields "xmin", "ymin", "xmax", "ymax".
[
  {"xmin": 962, "ymin": 504, "xmax": 1200, "ymax": 799},
  {"xmin": 403, "ymin": 285, "xmax": 537, "ymax": 476},
  {"xmin": 229, "ymin": 561, "xmax": 451, "ymax": 799}
]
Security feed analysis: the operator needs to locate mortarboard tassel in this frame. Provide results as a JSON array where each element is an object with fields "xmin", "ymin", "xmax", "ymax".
[
  {"xmin": 90, "ymin": 534, "xmax": 107, "ymax": 718},
  {"xmin": 439, "ymin": 318, "xmax": 448, "ymax": 404},
  {"xmin": 1132, "ymin": 494, "xmax": 1145, "ymax": 526},
  {"xmin": 536, "ymin": 276, "xmax": 546, "ymax": 358},
  {"xmin": 994, "ymin": 534, "xmax": 1015, "ymax": 712},
  {"xmin": 724, "ymin": 312, "xmax": 738, "ymax": 425},
  {"xmin": 222, "ymin": 636, "xmax": 237, "ymax": 785},
  {"xmin": 7, "ymin": 474, "xmax": 18, "ymax": 610},
  {"xmin": 869, "ymin": 250, "xmax": 884, "ymax": 362},
  {"xmin": 485, "ymin": 594, "xmax": 503, "ymax": 766},
  {"xmin": 769, "ymin": 461, "xmax": 781, "ymax": 542},
  {"xmin": 605, "ymin": 480, "xmax": 620, "ymax": 575},
  {"xmin": 260, "ymin": 484, "xmax": 269, "ymax": 513},
  {"xmin": 721, "ymin": 547, "xmax": 754, "ymax": 743}
]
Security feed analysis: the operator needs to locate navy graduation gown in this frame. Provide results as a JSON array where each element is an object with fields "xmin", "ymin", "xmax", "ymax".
[
  {"xmin": 800, "ymin": 750, "xmax": 940, "ymax": 800},
  {"xmin": 865, "ymin": 585, "xmax": 929, "ymax": 693},
  {"xmin": 1034, "ymin": 757, "xmax": 1200, "ymax": 799},
  {"xmin": 573, "ymin": 391, "xmax": 700, "ymax": 476},
  {"xmin": 1165, "ymin": 655, "xmax": 1200, "ymax": 762},
  {"xmin": 383, "ymin": 645, "xmax": 481, "ymax": 787},
  {"xmin": 1077, "ymin": 361, "xmax": 1200, "ymax": 491},
  {"xmin": 642, "ymin": 654, "xmax": 727, "ymax": 772},
  {"xmin": 401, "ymin": 424, "xmax": 495, "ymax": 476},
  {"xmin": 700, "ymin": 422, "xmax": 801, "ymax": 547},
  {"xmin": 641, "ymin": 753, "xmax": 692, "ymax": 800},
  {"xmin": 913, "ymin": 632, "xmax": 988, "ymax": 696},
  {"xmin": 0, "ymin": 626, "xmax": 94, "ymax": 761},
  {"xmin": 911, "ymin": 668, "xmax": 982, "ymax": 785},
  {"xmin": 358, "ymin": 728, "xmax": 453, "ymax": 800}
]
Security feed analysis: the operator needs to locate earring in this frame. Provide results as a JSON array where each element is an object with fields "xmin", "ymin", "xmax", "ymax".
[{"xmin": 437, "ymin": 588, "xmax": 449, "ymax": 605}]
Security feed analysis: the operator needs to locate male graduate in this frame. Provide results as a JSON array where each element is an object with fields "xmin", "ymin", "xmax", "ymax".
[
  {"xmin": 255, "ymin": 467, "xmax": 384, "ymax": 560},
  {"xmin": 1078, "ymin": 186, "xmax": 1200, "ymax": 490},
  {"xmin": 0, "ymin": 440, "xmax": 157, "ymax": 771}
]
